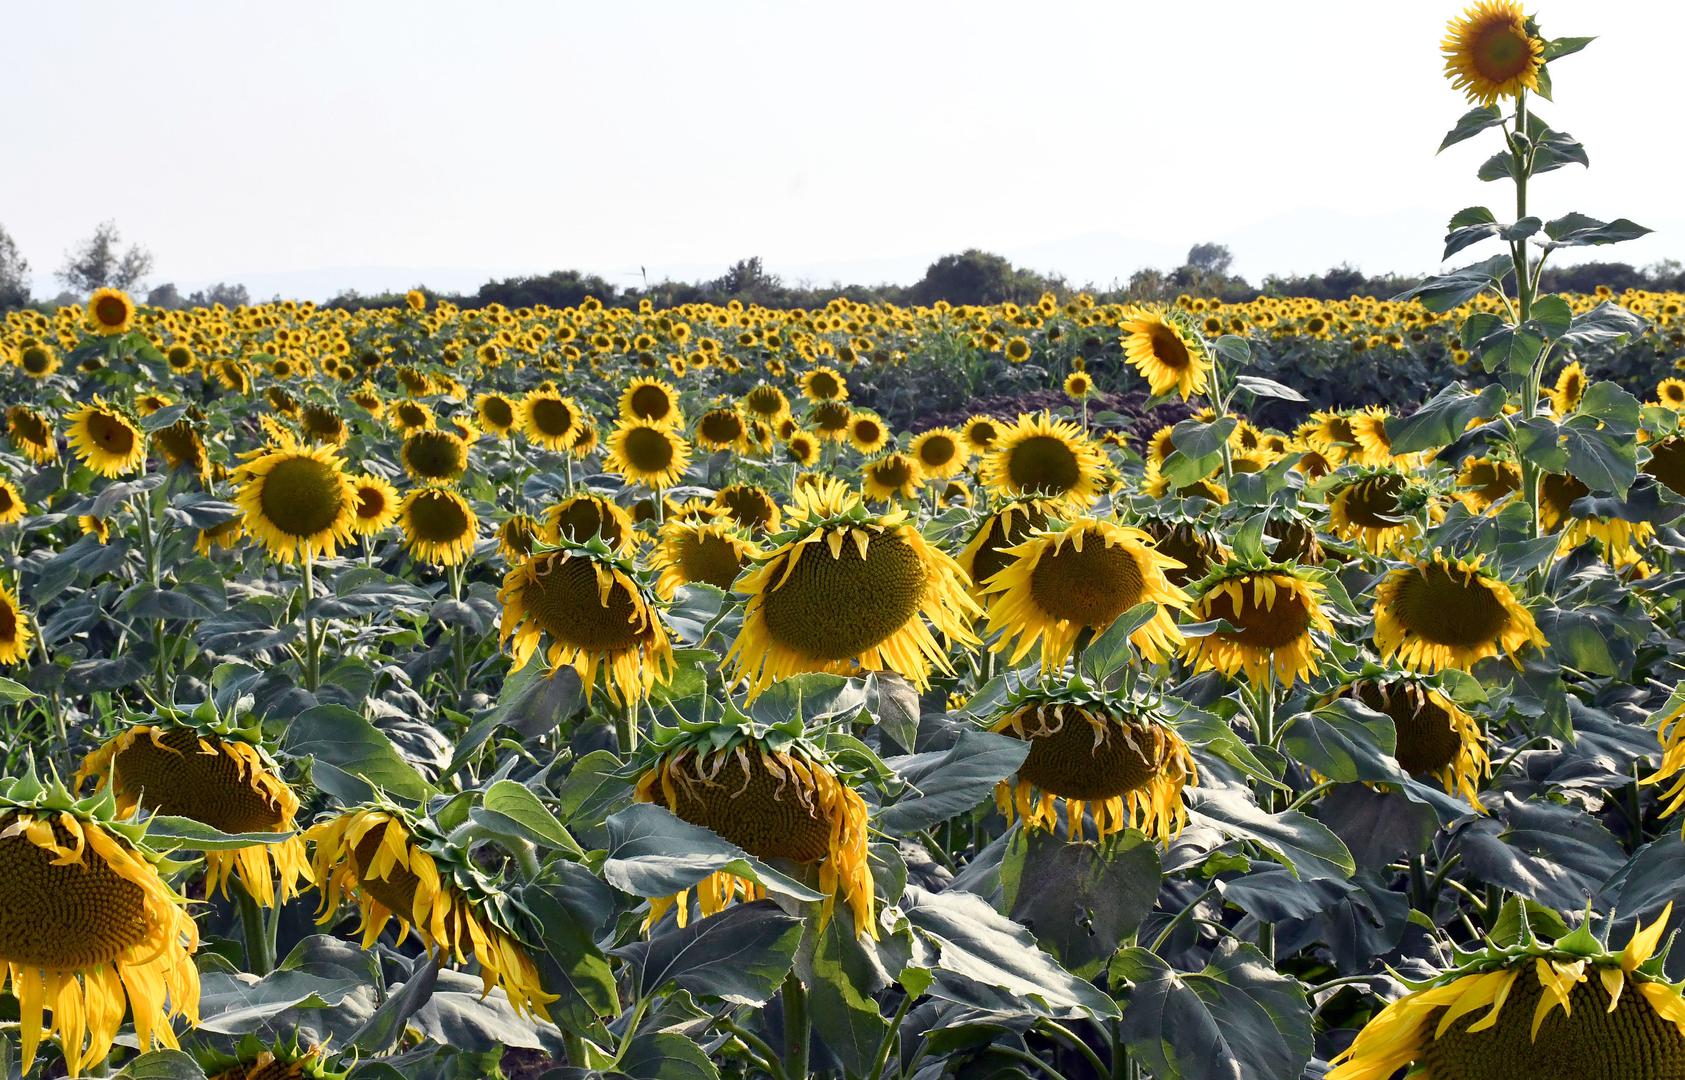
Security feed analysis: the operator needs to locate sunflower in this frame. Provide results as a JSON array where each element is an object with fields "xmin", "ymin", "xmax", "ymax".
[
  {"xmin": 78, "ymin": 515, "xmax": 111, "ymax": 544},
  {"xmin": 695, "ymin": 406, "xmax": 750, "ymax": 453},
  {"xmin": 152, "ymin": 415, "xmax": 210, "ymax": 483},
  {"xmin": 1183, "ymin": 563, "xmax": 1335, "ymax": 687},
  {"xmin": 809, "ymin": 400, "xmax": 852, "ymax": 443},
  {"xmin": 348, "ymin": 473, "xmax": 400, "ymax": 536},
  {"xmin": 1373, "ymin": 552, "xmax": 1544, "ymax": 673},
  {"xmin": 474, "ymin": 392, "xmax": 517, "ymax": 436},
  {"xmin": 861, "ymin": 452, "xmax": 924, "ymax": 502},
  {"xmin": 1326, "ymin": 470, "xmax": 1424, "ymax": 555},
  {"xmin": 495, "ymin": 512, "xmax": 547, "ymax": 562},
  {"xmin": 65, "ymin": 398, "xmax": 146, "ymax": 478},
  {"xmin": 569, "ymin": 421, "xmax": 600, "ymax": 459},
  {"xmin": 545, "ymin": 491, "xmax": 637, "ymax": 554},
  {"xmin": 307, "ymin": 805, "xmax": 555, "ymax": 1019},
  {"xmin": 86, "ymin": 287, "xmax": 136, "ymax": 336},
  {"xmin": 297, "ymin": 404, "xmax": 349, "ymax": 448},
  {"xmin": 787, "ymin": 431, "xmax": 821, "ymax": 467},
  {"xmin": 400, "ymin": 429, "xmax": 470, "ymax": 483},
  {"xmin": 982, "ymin": 518, "xmax": 1188, "ymax": 672},
  {"xmin": 0, "ymin": 479, "xmax": 27, "ymax": 526},
  {"xmin": 398, "ymin": 485, "xmax": 479, "ymax": 566},
  {"xmin": 1063, "ymin": 371, "xmax": 1094, "ymax": 400},
  {"xmin": 1540, "ymin": 471, "xmax": 1653, "ymax": 559},
  {"xmin": 847, "ymin": 413, "xmax": 891, "ymax": 455},
  {"xmin": 499, "ymin": 541, "xmax": 674, "ymax": 704},
  {"xmin": 1546, "ymin": 360, "xmax": 1589, "ymax": 415},
  {"xmin": 1120, "ymin": 306, "xmax": 1210, "ymax": 400},
  {"xmin": 653, "ymin": 518, "xmax": 759, "ymax": 599},
  {"xmin": 741, "ymin": 384, "xmax": 790, "ymax": 425},
  {"xmin": 1656, "ymin": 378, "xmax": 1685, "ymax": 411},
  {"xmin": 619, "ymin": 376, "xmax": 683, "ymax": 429},
  {"xmin": 0, "ymin": 774, "xmax": 201, "ymax": 1077},
  {"xmin": 236, "ymin": 439, "xmax": 358, "ymax": 563},
  {"xmin": 77, "ymin": 720, "xmax": 310, "ymax": 907},
  {"xmin": 725, "ymin": 477, "xmax": 979, "ymax": 698},
  {"xmin": 387, "ymin": 398, "xmax": 436, "ymax": 435},
  {"xmin": 17, "ymin": 342, "xmax": 60, "ymax": 379},
  {"xmin": 605, "ymin": 420, "xmax": 691, "ymax": 490},
  {"xmin": 909, "ymin": 427, "xmax": 969, "ymax": 480},
  {"xmin": 992, "ymin": 689, "xmax": 1197, "ymax": 843},
  {"xmin": 957, "ymin": 497, "xmax": 1059, "ymax": 600},
  {"xmin": 1328, "ymin": 904, "xmax": 1685, "ymax": 1079},
  {"xmin": 801, "ymin": 365, "xmax": 848, "ymax": 403},
  {"xmin": 1265, "ymin": 513, "xmax": 1326, "ymax": 565},
  {"xmin": 961, "ymin": 414, "xmax": 1001, "ymax": 453},
  {"xmin": 713, "ymin": 483, "xmax": 782, "ymax": 534},
  {"xmin": 1457, "ymin": 455, "xmax": 1524, "ymax": 512},
  {"xmin": 7, "ymin": 406, "xmax": 57, "ymax": 464},
  {"xmin": 981, "ymin": 413, "xmax": 1108, "ymax": 508},
  {"xmin": 634, "ymin": 720, "xmax": 874, "ymax": 936},
  {"xmin": 1330, "ymin": 674, "xmax": 1490, "ymax": 807},
  {"xmin": 1441, "ymin": 0, "xmax": 1544, "ymax": 106},
  {"xmin": 1138, "ymin": 518, "xmax": 1229, "ymax": 588},
  {"xmin": 0, "ymin": 581, "xmax": 33, "ymax": 665},
  {"xmin": 518, "ymin": 389, "xmax": 581, "ymax": 451},
  {"xmin": 195, "ymin": 516, "xmax": 245, "ymax": 556}
]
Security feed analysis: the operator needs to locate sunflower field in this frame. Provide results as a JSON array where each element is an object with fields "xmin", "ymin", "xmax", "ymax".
[{"xmin": 6, "ymin": 7, "xmax": 1685, "ymax": 1080}]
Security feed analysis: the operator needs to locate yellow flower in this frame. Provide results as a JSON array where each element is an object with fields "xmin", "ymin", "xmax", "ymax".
[
  {"xmin": 398, "ymin": 486, "xmax": 478, "ymax": 566},
  {"xmin": 1326, "ymin": 471, "xmax": 1424, "ymax": 555},
  {"xmin": 605, "ymin": 421, "xmax": 691, "ymax": 490},
  {"xmin": 801, "ymin": 365, "xmax": 848, "ymax": 403},
  {"xmin": 695, "ymin": 406, "xmax": 751, "ymax": 453},
  {"xmin": 1441, "ymin": 0, "xmax": 1545, "ymax": 106},
  {"xmin": 545, "ymin": 492, "xmax": 637, "ymax": 554},
  {"xmin": 861, "ymin": 452, "xmax": 924, "ymax": 502},
  {"xmin": 474, "ymin": 392, "xmax": 517, "ymax": 436},
  {"xmin": 980, "ymin": 413, "xmax": 1108, "ymax": 509},
  {"xmin": 713, "ymin": 483, "xmax": 782, "ymax": 534},
  {"xmin": 652, "ymin": 518, "xmax": 759, "ymax": 599},
  {"xmin": 17, "ymin": 343, "xmax": 60, "ymax": 379},
  {"xmin": 847, "ymin": 413, "xmax": 891, "ymax": 456},
  {"xmin": 348, "ymin": 473, "xmax": 401, "ymax": 536},
  {"xmin": 1373, "ymin": 552, "xmax": 1543, "ymax": 672},
  {"xmin": 1120, "ymin": 307, "xmax": 1210, "ymax": 400},
  {"xmin": 0, "ymin": 581, "xmax": 33, "ymax": 665},
  {"xmin": 909, "ymin": 427, "xmax": 969, "ymax": 480},
  {"xmin": 235, "ymin": 438, "xmax": 358, "ymax": 563},
  {"xmin": 400, "ymin": 429, "xmax": 469, "ymax": 483},
  {"xmin": 195, "ymin": 516, "xmax": 244, "ymax": 556},
  {"xmin": 518, "ymin": 389, "xmax": 582, "ymax": 451},
  {"xmin": 86, "ymin": 288, "xmax": 136, "ymax": 336},
  {"xmin": 0, "ymin": 479, "xmax": 27, "ymax": 526},
  {"xmin": 1329, "ymin": 676, "xmax": 1490, "ymax": 807},
  {"xmin": 618, "ymin": 376, "xmax": 683, "ymax": 429},
  {"xmin": 1063, "ymin": 371, "xmax": 1094, "ymax": 400},
  {"xmin": 7, "ymin": 406, "xmax": 57, "ymax": 464},
  {"xmin": 1183, "ymin": 565, "xmax": 1333, "ymax": 687},
  {"xmin": 65, "ymin": 398, "xmax": 146, "ymax": 478}
]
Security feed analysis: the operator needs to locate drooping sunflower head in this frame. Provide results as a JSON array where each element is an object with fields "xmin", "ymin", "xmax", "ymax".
[
  {"xmin": 76, "ymin": 707, "xmax": 310, "ymax": 907},
  {"xmin": 910, "ymin": 426, "xmax": 969, "ymax": 480},
  {"xmin": 1183, "ymin": 562, "xmax": 1335, "ymax": 687},
  {"xmin": 1644, "ymin": 437, "xmax": 1685, "ymax": 497},
  {"xmin": 1538, "ymin": 470, "xmax": 1654, "ymax": 560},
  {"xmin": 151, "ymin": 414, "xmax": 211, "ymax": 484},
  {"xmin": 802, "ymin": 365, "xmax": 848, "ymax": 403},
  {"xmin": 1120, "ymin": 306, "xmax": 1211, "ymax": 400},
  {"xmin": 1373, "ymin": 551, "xmax": 1544, "ymax": 673},
  {"xmin": 713, "ymin": 483, "xmax": 783, "ymax": 534},
  {"xmin": 7, "ymin": 406, "xmax": 58, "ymax": 464},
  {"xmin": 196, "ymin": 515, "xmax": 244, "ymax": 556},
  {"xmin": 65, "ymin": 397, "xmax": 147, "ymax": 478},
  {"xmin": 297, "ymin": 403, "xmax": 350, "ymax": 447},
  {"xmin": 1329, "ymin": 903, "xmax": 1685, "ymax": 1079},
  {"xmin": 634, "ymin": 716, "xmax": 875, "ymax": 936},
  {"xmin": 306, "ymin": 802, "xmax": 555, "ymax": 1020},
  {"xmin": 606, "ymin": 420, "xmax": 692, "ymax": 490},
  {"xmin": 725, "ymin": 477, "xmax": 980, "ymax": 698},
  {"xmin": 957, "ymin": 496, "xmax": 1060, "ymax": 598},
  {"xmin": 1329, "ymin": 673, "xmax": 1490, "ymax": 807},
  {"xmin": 1457, "ymin": 454, "xmax": 1524, "ymax": 512},
  {"xmin": 86, "ymin": 287, "xmax": 136, "ymax": 336},
  {"xmin": 398, "ymin": 485, "xmax": 479, "ymax": 566},
  {"xmin": 546, "ymin": 491, "xmax": 638, "ymax": 554},
  {"xmin": 202, "ymin": 1037, "xmax": 346, "ymax": 1080},
  {"xmin": 982, "ymin": 517, "xmax": 1190, "ymax": 673},
  {"xmin": 495, "ymin": 512, "xmax": 547, "ymax": 563},
  {"xmin": 981, "ymin": 412, "xmax": 1109, "ymax": 509},
  {"xmin": 0, "ymin": 766, "xmax": 201, "ymax": 1077},
  {"xmin": 498, "ymin": 540, "xmax": 674, "ymax": 704},
  {"xmin": 619, "ymin": 376, "xmax": 683, "ymax": 428},
  {"xmin": 235, "ymin": 437, "xmax": 358, "ymax": 563},
  {"xmin": 518, "ymin": 389, "xmax": 581, "ymax": 451},
  {"xmin": 861, "ymin": 452, "xmax": 925, "ymax": 503},
  {"xmin": 1546, "ymin": 360, "xmax": 1589, "ymax": 416},
  {"xmin": 1325, "ymin": 469, "xmax": 1426, "ymax": 555},
  {"xmin": 653, "ymin": 518, "xmax": 760, "ymax": 599},
  {"xmin": 1441, "ymin": 0, "xmax": 1545, "ymax": 106},
  {"xmin": 1138, "ymin": 516, "xmax": 1229, "ymax": 589},
  {"xmin": 1264, "ymin": 512, "xmax": 1327, "ymax": 566},
  {"xmin": 991, "ymin": 686, "xmax": 1198, "ymax": 843}
]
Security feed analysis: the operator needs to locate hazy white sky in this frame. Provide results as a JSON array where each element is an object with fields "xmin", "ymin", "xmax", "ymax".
[{"xmin": 5, "ymin": 0, "xmax": 1681, "ymax": 300}]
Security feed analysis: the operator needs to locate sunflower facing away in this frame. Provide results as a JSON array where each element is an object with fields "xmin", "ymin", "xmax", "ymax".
[
  {"xmin": 348, "ymin": 473, "xmax": 401, "ymax": 536},
  {"xmin": 980, "ymin": 413, "xmax": 1109, "ymax": 508},
  {"xmin": 606, "ymin": 420, "xmax": 692, "ymax": 490},
  {"xmin": 1373, "ymin": 552, "xmax": 1543, "ymax": 672},
  {"xmin": 653, "ymin": 518, "xmax": 759, "ymax": 599},
  {"xmin": 1441, "ymin": 0, "xmax": 1545, "ymax": 106},
  {"xmin": 982, "ymin": 518, "xmax": 1189, "ymax": 673},
  {"xmin": 498, "ymin": 539, "xmax": 675, "ymax": 704},
  {"xmin": 307, "ymin": 804, "xmax": 555, "ymax": 1019},
  {"xmin": 7, "ymin": 405, "xmax": 58, "ymax": 464},
  {"xmin": 398, "ymin": 485, "xmax": 479, "ymax": 566},
  {"xmin": 1183, "ymin": 562, "xmax": 1335, "ymax": 687},
  {"xmin": 1326, "ymin": 470, "xmax": 1425, "ymax": 555},
  {"xmin": 1138, "ymin": 517, "xmax": 1229, "ymax": 589},
  {"xmin": 1330, "ymin": 673, "xmax": 1490, "ymax": 807},
  {"xmin": 65, "ymin": 398, "xmax": 147, "ymax": 478},
  {"xmin": 1328, "ymin": 903, "xmax": 1685, "ymax": 1079},
  {"xmin": 235, "ymin": 437, "xmax": 359, "ymax": 563},
  {"xmin": 724, "ymin": 477, "xmax": 979, "ymax": 698},
  {"xmin": 991, "ymin": 687, "xmax": 1198, "ymax": 843},
  {"xmin": 1120, "ymin": 306, "xmax": 1211, "ymax": 400},
  {"xmin": 634, "ymin": 718, "xmax": 875, "ymax": 936},
  {"xmin": 76, "ymin": 716, "xmax": 311, "ymax": 907},
  {"xmin": 0, "ymin": 770, "xmax": 201, "ymax": 1077}
]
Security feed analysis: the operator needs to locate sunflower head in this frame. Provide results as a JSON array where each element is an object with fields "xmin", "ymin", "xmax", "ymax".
[
  {"xmin": 1441, "ymin": 0, "xmax": 1546, "ymax": 106},
  {"xmin": 474, "ymin": 392, "xmax": 517, "ymax": 435},
  {"xmin": 65, "ymin": 397, "xmax": 147, "ymax": 478},
  {"xmin": 1138, "ymin": 516, "xmax": 1229, "ymax": 588},
  {"xmin": 713, "ymin": 483, "xmax": 783, "ymax": 534},
  {"xmin": 1120, "ymin": 306, "xmax": 1211, "ymax": 400},
  {"xmin": 1330, "ymin": 902, "xmax": 1685, "ymax": 1079},
  {"xmin": 958, "ymin": 496, "xmax": 1060, "ymax": 595},
  {"xmin": 399, "ymin": 429, "xmax": 469, "ymax": 482},
  {"xmin": 861, "ymin": 452, "xmax": 925, "ymax": 503},
  {"xmin": 398, "ymin": 485, "xmax": 479, "ymax": 566},
  {"xmin": 235, "ymin": 437, "xmax": 359, "ymax": 563},
  {"xmin": 653, "ymin": 518, "xmax": 759, "ymax": 599},
  {"xmin": 981, "ymin": 412, "xmax": 1109, "ymax": 509},
  {"xmin": 633, "ymin": 712, "xmax": 875, "ymax": 936},
  {"xmin": 545, "ymin": 491, "xmax": 637, "ymax": 554},
  {"xmin": 391, "ymin": 399, "xmax": 437, "ymax": 434},
  {"xmin": 961, "ymin": 414, "xmax": 1002, "ymax": 452},
  {"xmin": 17, "ymin": 342, "xmax": 61, "ymax": 379},
  {"xmin": 1324, "ymin": 468, "xmax": 1426, "ymax": 555},
  {"xmin": 1374, "ymin": 551, "xmax": 1543, "ymax": 673},
  {"xmin": 86, "ymin": 288, "xmax": 136, "ymax": 336},
  {"xmin": 1183, "ymin": 561, "xmax": 1335, "ymax": 687},
  {"xmin": 619, "ymin": 376, "xmax": 683, "ymax": 428},
  {"xmin": 910, "ymin": 426, "xmax": 969, "ymax": 480},
  {"xmin": 518, "ymin": 390, "xmax": 581, "ymax": 450},
  {"xmin": 7, "ymin": 406, "xmax": 58, "ymax": 464},
  {"xmin": 1329, "ymin": 672, "xmax": 1491, "ymax": 807},
  {"xmin": 606, "ymin": 420, "xmax": 692, "ymax": 490},
  {"xmin": 724, "ymin": 477, "xmax": 979, "ymax": 698},
  {"xmin": 742, "ymin": 383, "xmax": 790, "ymax": 423},
  {"xmin": 1458, "ymin": 454, "xmax": 1524, "ymax": 511},
  {"xmin": 203, "ymin": 1037, "xmax": 348, "ymax": 1080},
  {"xmin": 991, "ymin": 684, "xmax": 1198, "ymax": 843},
  {"xmin": 847, "ymin": 412, "xmax": 891, "ymax": 455},
  {"xmin": 802, "ymin": 365, "xmax": 848, "ymax": 403},
  {"xmin": 1656, "ymin": 378, "xmax": 1685, "ymax": 411}
]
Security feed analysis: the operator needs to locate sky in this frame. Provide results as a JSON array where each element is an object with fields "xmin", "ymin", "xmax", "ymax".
[{"xmin": 4, "ymin": 0, "xmax": 1682, "ymax": 301}]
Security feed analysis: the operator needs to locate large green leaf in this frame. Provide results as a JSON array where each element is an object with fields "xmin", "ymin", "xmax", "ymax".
[
  {"xmin": 600, "ymin": 803, "xmax": 824, "ymax": 903},
  {"xmin": 1002, "ymin": 828, "xmax": 1161, "ymax": 978},
  {"xmin": 878, "ymin": 730, "xmax": 1029, "ymax": 835},
  {"xmin": 1186, "ymin": 787, "xmax": 1355, "ymax": 881},
  {"xmin": 282, "ymin": 703, "xmax": 434, "ymax": 802},
  {"xmin": 482, "ymin": 779, "xmax": 584, "ymax": 855},
  {"xmin": 612, "ymin": 899, "xmax": 803, "ymax": 1005}
]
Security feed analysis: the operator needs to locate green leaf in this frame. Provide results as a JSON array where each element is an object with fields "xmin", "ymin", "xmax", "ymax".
[
  {"xmin": 519, "ymin": 863, "xmax": 621, "ymax": 1025},
  {"xmin": 613, "ymin": 899, "xmax": 802, "ymax": 1005},
  {"xmin": 618, "ymin": 1032, "xmax": 720, "ymax": 1080},
  {"xmin": 1561, "ymin": 418, "xmax": 1638, "ymax": 496},
  {"xmin": 796, "ymin": 909, "xmax": 895, "ymax": 1075},
  {"xmin": 1001, "ymin": 828, "xmax": 1161, "ymax": 978},
  {"xmin": 600, "ymin": 803, "xmax": 825, "ymax": 903},
  {"xmin": 115, "ymin": 1052, "xmax": 209, "ymax": 1080},
  {"xmin": 867, "ymin": 671, "xmax": 920, "ymax": 754},
  {"xmin": 1439, "ymin": 105, "xmax": 1503, "ymax": 152},
  {"xmin": 1186, "ymin": 787, "xmax": 1355, "ymax": 881},
  {"xmin": 1232, "ymin": 375, "xmax": 1306, "ymax": 403},
  {"xmin": 1457, "ymin": 795, "xmax": 1625, "ymax": 910},
  {"xmin": 1214, "ymin": 335, "xmax": 1251, "ymax": 368},
  {"xmin": 1561, "ymin": 301, "xmax": 1647, "ymax": 348},
  {"xmin": 1543, "ymin": 35, "xmax": 1595, "ymax": 61},
  {"xmin": 901, "ymin": 885, "xmax": 1120, "ymax": 1020},
  {"xmin": 1443, "ymin": 207, "xmax": 1500, "ymax": 260},
  {"xmin": 282, "ymin": 704, "xmax": 434, "ymax": 802},
  {"xmin": 140, "ymin": 815, "xmax": 295, "ymax": 852},
  {"xmin": 0, "ymin": 676, "xmax": 35, "ymax": 705},
  {"xmin": 1170, "ymin": 417, "xmax": 1238, "ymax": 460},
  {"xmin": 1110, "ymin": 941, "xmax": 1312, "ymax": 1080},
  {"xmin": 1475, "ymin": 323, "xmax": 1545, "ymax": 375},
  {"xmin": 1529, "ymin": 294, "xmax": 1574, "ymax": 338},
  {"xmin": 1080, "ymin": 602, "xmax": 1159, "ymax": 683},
  {"xmin": 1544, "ymin": 212, "xmax": 1652, "ymax": 248},
  {"xmin": 878, "ymin": 730, "xmax": 1029, "ymax": 835},
  {"xmin": 481, "ymin": 779, "xmax": 584, "ymax": 855},
  {"xmin": 1385, "ymin": 383, "xmax": 1507, "ymax": 455},
  {"xmin": 1279, "ymin": 701, "xmax": 1403, "ymax": 786}
]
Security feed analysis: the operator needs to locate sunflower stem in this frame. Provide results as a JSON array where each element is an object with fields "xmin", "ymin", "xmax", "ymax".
[
  {"xmin": 780, "ymin": 972, "xmax": 810, "ymax": 1080},
  {"xmin": 236, "ymin": 885, "xmax": 276, "ymax": 975},
  {"xmin": 301, "ymin": 550, "xmax": 321, "ymax": 693},
  {"xmin": 723, "ymin": 1019, "xmax": 787, "ymax": 1080},
  {"xmin": 867, "ymin": 991, "xmax": 915, "ymax": 1080},
  {"xmin": 616, "ymin": 700, "xmax": 639, "ymax": 756}
]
